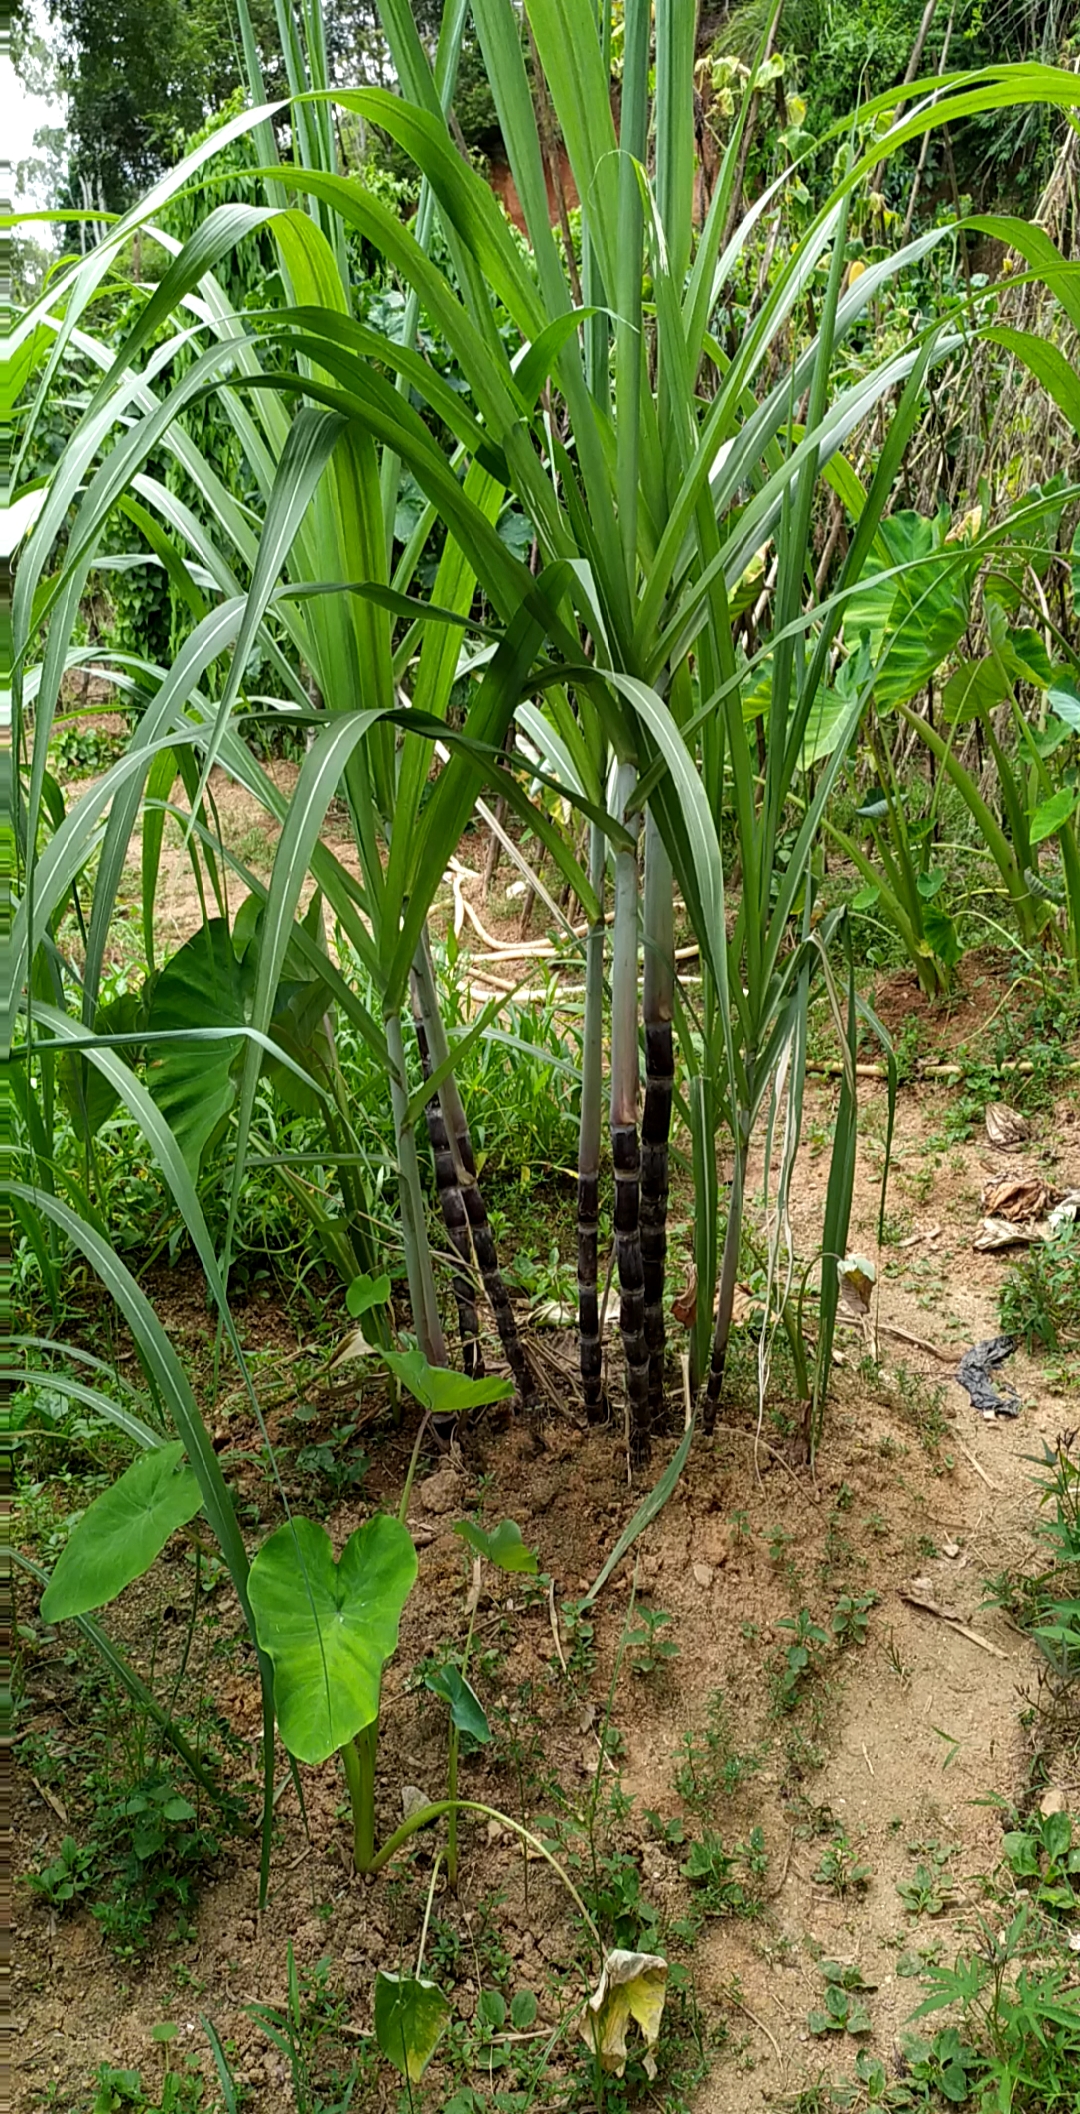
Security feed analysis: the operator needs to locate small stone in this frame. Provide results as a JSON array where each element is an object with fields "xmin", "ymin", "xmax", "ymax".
[
  {"xmin": 1040, "ymin": 1786, "xmax": 1068, "ymax": 1818},
  {"xmin": 692, "ymin": 1561, "xmax": 715, "ymax": 1589},
  {"xmin": 401, "ymin": 1784, "xmax": 430, "ymax": 1820},
  {"xmin": 418, "ymin": 1468, "xmax": 463, "ymax": 1514},
  {"xmin": 942, "ymin": 1539, "xmax": 961, "ymax": 1559}
]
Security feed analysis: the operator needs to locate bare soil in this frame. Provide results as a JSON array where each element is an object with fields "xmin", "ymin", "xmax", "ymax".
[{"xmin": 15, "ymin": 1051, "xmax": 1080, "ymax": 2111}]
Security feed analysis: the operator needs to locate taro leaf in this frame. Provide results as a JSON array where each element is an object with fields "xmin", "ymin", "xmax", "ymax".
[
  {"xmin": 59, "ymin": 988, "xmax": 145, "ymax": 1144},
  {"xmin": 424, "ymin": 1664, "xmax": 491, "ymax": 1743},
  {"xmin": 837, "ymin": 1254, "xmax": 876, "ymax": 1317},
  {"xmin": 452, "ymin": 1517, "xmax": 539, "ymax": 1574},
  {"xmin": 579, "ymin": 1950, "xmax": 669, "ymax": 2080},
  {"xmin": 347, "ymin": 1272, "xmax": 391, "ymax": 1320},
  {"xmin": 1049, "ymin": 675, "xmax": 1080, "ymax": 731},
  {"xmin": 374, "ymin": 1970, "xmax": 450, "ymax": 2082},
  {"xmin": 1029, "ymin": 788, "xmax": 1078, "ymax": 844},
  {"xmin": 247, "ymin": 1515, "xmax": 417, "ymax": 1765},
  {"xmin": 382, "ymin": 1348, "xmax": 514, "ymax": 1415},
  {"xmin": 266, "ymin": 975, "xmax": 334, "ymax": 1116},
  {"xmin": 40, "ymin": 1441, "xmax": 203, "ymax": 1622},
  {"xmin": 922, "ymin": 902, "xmax": 963, "ymax": 968},
  {"xmin": 942, "ymin": 657, "xmax": 1005, "ymax": 725},
  {"xmin": 145, "ymin": 919, "xmax": 251, "ymax": 1176},
  {"xmin": 842, "ymin": 511, "xmax": 971, "ymax": 708}
]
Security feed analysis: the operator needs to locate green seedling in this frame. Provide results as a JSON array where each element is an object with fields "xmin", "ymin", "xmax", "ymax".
[
  {"xmin": 774, "ymin": 1608, "xmax": 830, "ymax": 1711},
  {"xmin": 896, "ymin": 1861, "xmax": 957, "ymax": 1917},
  {"xmin": 426, "ymin": 1516, "xmax": 540, "ymax": 1888},
  {"xmin": 1002, "ymin": 1809, "xmax": 1080, "ymax": 1915},
  {"xmin": 813, "ymin": 1830, "xmax": 873, "ymax": 1896},
  {"xmin": 626, "ymin": 1604, "xmax": 680, "ymax": 1678},
  {"xmin": 807, "ymin": 1960, "xmax": 875, "ymax": 2039},
  {"xmin": 27, "ymin": 1833, "xmax": 96, "ymax": 1908},
  {"xmin": 680, "ymin": 1827, "xmax": 768, "ymax": 1918},
  {"xmin": 830, "ymin": 1590, "xmax": 878, "ymax": 1647}
]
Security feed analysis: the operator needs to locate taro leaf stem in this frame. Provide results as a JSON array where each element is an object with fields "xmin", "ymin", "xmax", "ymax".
[
  {"xmin": 342, "ymin": 1718, "xmax": 379, "ymax": 1874},
  {"xmin": 367, "ymin": 1799, "xmax": 601, "ymax": 1952}
]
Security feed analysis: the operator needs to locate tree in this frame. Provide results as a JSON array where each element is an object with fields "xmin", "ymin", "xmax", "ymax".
[{"xmin": 45, "ymin": 0, "xmax": 279, "ymax": 228}]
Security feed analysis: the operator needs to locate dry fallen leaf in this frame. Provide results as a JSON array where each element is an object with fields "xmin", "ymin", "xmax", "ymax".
[
  {"xmin": 580, "ymin": 1951, "xmax": 669, "ymax": 2080},
  {"xmin": 973, "ymin": 1216, "xmax": 1050, "ymax": 1251},
  {"xmin": 981, "ymin": 1176, "xmax": 1058, "ymax": 1221},
  {"xmin": 1040, "ymin": 1787, "xmax": 1068, "ymax": 1819},
  {"xmin": 672, "ymin": 1266, "xmax": 697, "ymax": 1329},
  {"xmin": 985, "ymin": 1102, "xmax": 1029, "ymax": 1149}
]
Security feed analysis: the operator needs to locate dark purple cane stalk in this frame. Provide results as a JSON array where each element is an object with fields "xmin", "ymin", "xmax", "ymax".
[
  {"xmin": 641, "ymin": 813, "xmax": 674, "ymax": 1420},
  {"xmin": 609, "ymin": 765, "xmax": 650, "ymax": 1454}
]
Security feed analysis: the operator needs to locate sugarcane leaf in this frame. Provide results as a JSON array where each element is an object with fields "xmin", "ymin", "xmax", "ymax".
[
  {"xmin": 248, "ymin": 1516, "xmax": 418, "ymax": 1766},
  {"xmin": 40, "ymin": 1442, "xmax": 202, "ymax": 1623},
  {"xmin": 2, "ymin": 1369, "xmax": 160, "ymax": 1451},
  {"xmin": 374, "ymin": 1971, "xmax": 450, "ymax": 2083},
  {"xmin": 452, "ymin": 1518, "xmax": 539, "ymax": 1574},
  {"xmin": 424, "ymin": 1664, "xmax": 491, "ymax": 1743}
]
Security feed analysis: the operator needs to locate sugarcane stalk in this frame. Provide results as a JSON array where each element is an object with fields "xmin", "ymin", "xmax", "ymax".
[
  {"xmin": 609, "ymin": 763, "xmax": 650, "ymax": 1455},
  {"xmin": 411, "ymin": 930, "xmax": 536, "ymax": 1406},
  {"xmin": 410, "ymin": 971, "xmax": 483, "ymax": 1377},
  {"xmin": 702, "ymin": 1131, "xmax": 747, "ymax": 1434},
  {"xmin": 385, "ymin": 1008, "xmax": 447, "ymax": 1369},
  {"xmin": 641, "ymin": 811, "xmax": 674, "ymax": 1421},
  {"xmin": 577, "ymin": 819, "xmax": 606, "ymax": 1420}
]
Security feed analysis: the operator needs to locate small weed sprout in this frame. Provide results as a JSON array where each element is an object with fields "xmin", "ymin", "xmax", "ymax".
[
  {"xmin": 813, "ymin": 1831, "xmax": 873, "ymax": 1897},
  {"xmin": 626, "ymin": 1604, "xmax": 680, "ymax": 1678}
]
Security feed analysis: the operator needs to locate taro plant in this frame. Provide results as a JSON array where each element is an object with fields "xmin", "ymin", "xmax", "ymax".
[{"xmin": 247, "ymin": 1509, "xmax": 419, "ymax": 1875}]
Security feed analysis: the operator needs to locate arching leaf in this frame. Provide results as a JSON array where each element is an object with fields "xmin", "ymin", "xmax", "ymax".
[
  {"xmin": 248, "ymin": 1515, "xmax": 417, "ymax": 1765},
  {"xmin": 40, "ymin": 1442, "xmax": 202, "ymax": 1622}
]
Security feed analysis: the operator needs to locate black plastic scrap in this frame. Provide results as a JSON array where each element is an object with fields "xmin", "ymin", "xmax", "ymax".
[{"xmin": 955, "ymin": 1335, "xmax": 1021, "ymax": 1418}]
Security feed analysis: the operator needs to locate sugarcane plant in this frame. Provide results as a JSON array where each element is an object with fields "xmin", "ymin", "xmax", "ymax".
[{"xmin": 243, "ymin": 7, "xmax": 1080, "ymax": 1447}]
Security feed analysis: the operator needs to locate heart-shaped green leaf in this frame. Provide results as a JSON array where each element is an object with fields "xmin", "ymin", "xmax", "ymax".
[
  {"xmin": 1049, "ymin": 676, "xmax": 1080, "ymax": 731},
  {"xmin": 374, "ymin": 1971, "xmax": 450, "ymax": 2081},
  {"xmin": 40, "ymin": 1441, "xmax": 203, "ymax": 1622},
  {"xmin": 248, "ymin": 1515, "xmax": 417, "ymax": 1764},
  {"xmin": 453, "ymin": 1518, "xmax": 539, "ymax": 1574},
  {"xmin": 424, "ymin": 1664, "xmax": 491, "ymax": 1743},
  {"xmin": 1029, "ymin": 787, "xmax": 1078, "ymax": 844},
  {"xmin": 383, "ymin": 1348, "xmax": 513, "ymax": 1414},
  {"xmin": 346, "ymin": 1272, "xmax": 391, "ymax": 1319}
]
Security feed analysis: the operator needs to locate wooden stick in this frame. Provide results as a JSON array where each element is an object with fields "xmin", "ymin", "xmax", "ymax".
[{"xmin": 956, "ymin": 1439, "xmax": 1002, "ymax": 1493}]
